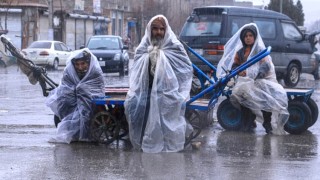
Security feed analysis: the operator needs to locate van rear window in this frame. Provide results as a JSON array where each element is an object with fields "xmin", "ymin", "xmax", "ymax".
[{"xmin": 180, "ymin": 15, "xmax": 222, "ymax": 37}]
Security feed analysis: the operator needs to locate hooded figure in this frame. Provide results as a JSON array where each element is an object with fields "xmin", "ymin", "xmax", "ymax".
[
  {"xmin": 124, "ymin": 15, "xmax": 193, "ymax": 153},
  {"xmin": 46, "ymin": 48, "xmax": 105, "ymax": 143},
  {"xmin": 217, "ymin": 23, "xmax": 289, "ymax": 135}
]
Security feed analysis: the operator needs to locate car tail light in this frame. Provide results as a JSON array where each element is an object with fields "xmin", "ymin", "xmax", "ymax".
[
  {"xmin": 39, "ymin": 51, "xmax": 49, "ymax": 56},
  {"xmin": 203, "ymin": 44, "xmax": 224, "ymax": 55}
]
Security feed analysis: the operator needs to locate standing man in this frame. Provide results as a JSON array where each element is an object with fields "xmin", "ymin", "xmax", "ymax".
[
  {"xmin": 46, "ymin": 48, "xmax": 105, "ymax": 143},
  {"xmin": 124, "ymin": 15, "xmax": 193, "ymax": 153}
]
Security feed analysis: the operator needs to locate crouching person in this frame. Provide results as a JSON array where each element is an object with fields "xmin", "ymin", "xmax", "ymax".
[
  {"xmin": 217, "ymin": 23, "xmax": 289, "ymax": 134},
  {"xmin": 46, "ymin": 48, "xmax": 105, "ymax": 143}
]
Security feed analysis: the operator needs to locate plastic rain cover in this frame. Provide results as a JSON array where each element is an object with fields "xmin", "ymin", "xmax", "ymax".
[
  {"xmin": 216, "ymin": 23, "xmax": 289, "ymax": 134},
  {"xmin": 124, "ymin": 15, "xmax": 193, "ymax": 153},
  {"xmin": 46, "ymin": 48, "xmax": 105, "ymax": 143}
]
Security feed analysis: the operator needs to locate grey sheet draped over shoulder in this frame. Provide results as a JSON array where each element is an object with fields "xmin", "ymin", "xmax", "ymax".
[
  {"xmin": 124, "ymin": 15, "xmax": 193, "ymax": 153},
  {"xmin": 46, "ymin": 48, "xmax": 105, "ymax": 143}
]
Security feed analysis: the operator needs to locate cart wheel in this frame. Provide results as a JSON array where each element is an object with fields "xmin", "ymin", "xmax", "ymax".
[
  {"xmin": 185, "ymin": 109, "xmax": 202, "ymax": 146},
  {"xmin": 284, "ymin": 100, "xmax": 312, "ymax": 134},
  {"xmin": 90, "ymin": 111, "xmax": 120, "ymax": 144},
  {"xmin": 306, "ymin": 98, "xmax": 318, "ymax": 127},
  {"xmin": 217, "ymin": 98, "xmax": 242, "ymax": 131},
  {"xmin": 54, "ymin": 115, "xmax": 61, "ymax": 128}
]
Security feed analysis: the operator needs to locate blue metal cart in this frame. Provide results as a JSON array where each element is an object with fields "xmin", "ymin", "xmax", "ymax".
[
  {"xmin": 89, "ymin": 46, "xmax": 274, "ymax": 145},
  {"xmin": 1, "ymin": 35, "xmax": 317, "ymax": 146}
]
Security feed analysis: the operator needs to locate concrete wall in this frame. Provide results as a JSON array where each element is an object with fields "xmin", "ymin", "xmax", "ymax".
[
  {"xmin": 0, "ymin": 10, "xmax": 22, "ymax": 48},
  {"xmin": 65, "ymin": 17, "xmax": 96, "ymax": 50},
  {"xmin": 39, "ymin": 15, "xmax": 49, "ymax": 40}
]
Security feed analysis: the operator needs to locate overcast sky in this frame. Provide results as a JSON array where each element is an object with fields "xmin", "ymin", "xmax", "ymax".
[{"xmin": 249, "ymin": 0, "xmax": 319, "ymax": 26}]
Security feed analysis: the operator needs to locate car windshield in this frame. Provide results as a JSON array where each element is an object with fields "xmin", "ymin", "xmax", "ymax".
[
  {"xmin": 180, "ymin": 13, "xmax": 222, "ymax": 37},
  {"xmin": 28, "ymin": 41, "xmax": 52, "ymax": 49},
  {"xmin": 87, "ymin": 37, "xmax": 120, "ymax": 50}
]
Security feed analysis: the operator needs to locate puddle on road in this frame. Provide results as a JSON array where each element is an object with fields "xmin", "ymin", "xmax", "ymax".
[{"xmin": 0, "ymin": 109, "xmax": 9, "ymax": 113}]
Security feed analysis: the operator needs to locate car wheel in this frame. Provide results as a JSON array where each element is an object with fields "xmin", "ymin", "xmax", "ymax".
[
  {"xmin": 52, "ymin": 59, "xmax": 59, "ymax": 70},
  {"xmin": 284, "ymin": 63, "xmax": 300, "ymax": 87},
  {"xmin": 124, "ymin": 61, "xmax": 129, "ymax": 75},
  {"xmin": 119, "ymin": 64, "xmax": 125, "ymax": 76}
]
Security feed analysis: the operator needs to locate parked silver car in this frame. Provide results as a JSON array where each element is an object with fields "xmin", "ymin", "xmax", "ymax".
[{"xmin": 22, "ymin": 40, "xmax": 72, "ymax": 70}]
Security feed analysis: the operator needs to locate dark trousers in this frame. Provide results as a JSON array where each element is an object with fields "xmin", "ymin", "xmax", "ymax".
[{"xmin": 241, "ymin": 105, "xmax": 272, "ymax": 133}]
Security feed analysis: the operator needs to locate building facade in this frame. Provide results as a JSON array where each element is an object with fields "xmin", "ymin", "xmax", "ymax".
[
  {"xmin": 1, "ymin": 0, "xmax": 256, "ymax": 50},
  {"xmin": 0, "ymin": 0, "xmax": 131, "ymax": 50}
]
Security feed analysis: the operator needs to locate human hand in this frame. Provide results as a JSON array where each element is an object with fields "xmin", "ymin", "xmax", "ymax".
[{"xmin": 238, "ymin": 71, "xmax": 246, "ymax": 77}]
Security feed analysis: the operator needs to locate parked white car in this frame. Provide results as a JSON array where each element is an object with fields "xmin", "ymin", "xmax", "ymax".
[{"xmin": 22, "ymin": 40, "xmax": 72, "ymax": 70}]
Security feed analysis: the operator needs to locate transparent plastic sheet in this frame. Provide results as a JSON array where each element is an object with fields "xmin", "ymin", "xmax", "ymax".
[
  {"xmin": 124, "ymin": 15, "xmax": 193, "ymax": 153},
  {"xmin": 46, "ymin": 48, "xmax": 105, "ymax": 143},
  {"xmin": 231, "ymin": 77, "xmax": 289, "ymax": 134},
  {"xmin": 217, "ymin": 23, "xmax": 289, "ymax": 134}
]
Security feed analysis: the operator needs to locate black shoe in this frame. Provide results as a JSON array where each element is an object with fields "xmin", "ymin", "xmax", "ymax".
[{"xmin": 263, "ymin": 122, "xmax": 272, "ymax": 134}]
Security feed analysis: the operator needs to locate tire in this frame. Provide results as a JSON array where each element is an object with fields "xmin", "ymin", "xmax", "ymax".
[
  {"xmin": 119, "ymin": 63, "xmax": 125, "ymax": 76},
  {"xmin": 90, "ymin": 111, "xmax": 120, "ymax": 144},
  {"xmin": 124, "ymin": 61, "xmax": 129, "ymax": 76},
  {"xmin": 284, "ymin": 100, "xmax": 312, "ymax": 134},
  {"xmin": 54, "ymin": 115, "xmax": 61, "ymax": 128},
  {"xmin": 284, "ymin": 63, "xmax": 300, "ymax": 87},
  {"xmin": 52, "ymin": 59, "xmax": 59, "ymax": 70},
  {"xmin": 217, "ymin": 99, "xmax": 242, "ymax": 131},
  {"xmin": 306, "ymin": 98, "xmax": 318, "ymax": 127}
]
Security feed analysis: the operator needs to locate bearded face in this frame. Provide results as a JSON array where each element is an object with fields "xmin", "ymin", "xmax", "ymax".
[
  {"xmin": 150, "ymin": 17, "xmax": 166, "ymax": 45},
  {"xmin": 74, "ymin": 60, "xmax": 90, "ymax": 80}
]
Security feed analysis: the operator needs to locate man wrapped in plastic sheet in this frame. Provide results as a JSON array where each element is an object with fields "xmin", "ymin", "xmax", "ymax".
[
  {"xmin": 46, "ymin": 48, "xmax": 105, "ymax": 143},
  {"xmin": 124, "ymin": 15, "xmax": 193, "ymax": 153},
  {"xmin": 216, "ymin": 23, "xmax": 289, "ymax": 135}
]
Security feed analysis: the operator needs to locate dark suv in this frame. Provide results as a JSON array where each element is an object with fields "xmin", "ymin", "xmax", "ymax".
[
  {"xmin": 85, "ymin": 35, "xmax": 129, "ymax": 76},
  {"xmin": 179, "ymin": 6, "xmax": 316, "ymax": 87}
]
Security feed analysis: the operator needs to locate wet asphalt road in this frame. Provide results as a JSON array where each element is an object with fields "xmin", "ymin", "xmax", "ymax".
[{"xmin": 1, "ymin": 64, "xmax": 320, "ymax": 180}]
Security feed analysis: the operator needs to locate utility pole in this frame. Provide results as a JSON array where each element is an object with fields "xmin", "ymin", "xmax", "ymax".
[
  {"xmin": 48, "ymin": 0, "xmax": 53, "ymax": 40},
  {"xmin": 280, "ymin": 0, "xmax": 283, "ymax": 13}
]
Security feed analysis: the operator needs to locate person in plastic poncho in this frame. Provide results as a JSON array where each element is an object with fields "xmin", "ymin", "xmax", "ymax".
[
  {"xmin": 46, "ymin": 48, "xmax": 105, "ymax": 143},
  {"xmin": 124, "ymin": 15, "xmax": 193, "ymax": 153},
  {"xmin": 216, "ymin": 23, "xmax": 289, "ymax": 135}
]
